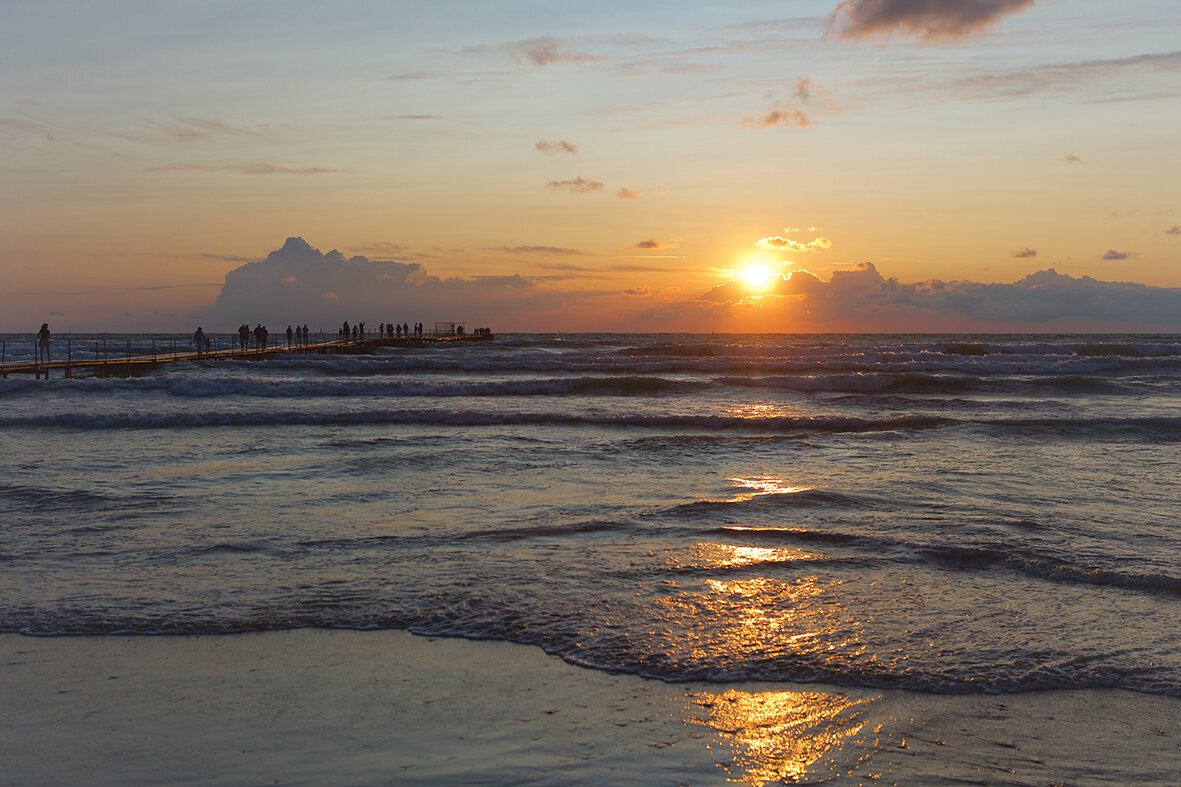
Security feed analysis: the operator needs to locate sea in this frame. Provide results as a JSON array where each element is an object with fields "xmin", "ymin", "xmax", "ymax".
[{"xmin": 1, "ymin": 332, "xmax": 1179, "ymax": 697}]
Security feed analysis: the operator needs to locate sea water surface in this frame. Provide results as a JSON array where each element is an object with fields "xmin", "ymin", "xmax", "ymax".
[{"xmin": 1, "ymin": 333, "xmax": 1179, "ymax": 696}]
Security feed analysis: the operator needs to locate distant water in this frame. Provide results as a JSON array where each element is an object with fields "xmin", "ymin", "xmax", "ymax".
[{"xmin": 1, "ymin": 333, "xmax": 1179, "ymax": 696}]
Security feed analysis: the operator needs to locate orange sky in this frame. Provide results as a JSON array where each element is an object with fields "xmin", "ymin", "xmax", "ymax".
[{"xmin": 3, "ymin": 1, "xmax": 1179, "ymax": 331}]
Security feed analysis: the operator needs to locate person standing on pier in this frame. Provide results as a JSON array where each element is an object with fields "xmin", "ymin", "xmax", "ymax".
[
  {"xmin": 193, "ymin": 326, "xmax": 206, "ymax": 356},
  {"xmin": 286, "ymin": 325, "xmax": 294, "ymax": 348},
  {"xmin": 37, "ymin": 323, "xmax": 51, "ymax": 362}
]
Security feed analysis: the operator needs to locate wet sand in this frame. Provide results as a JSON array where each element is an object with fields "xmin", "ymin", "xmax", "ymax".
[{"xmin": 1, "ymin": 630, "xmax": 1177, "ymax": 785}]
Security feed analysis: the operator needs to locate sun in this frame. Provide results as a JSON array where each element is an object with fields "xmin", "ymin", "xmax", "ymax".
[{"xmin": 741, "ymin": 264, "xmax": 772, "ymax": 288}]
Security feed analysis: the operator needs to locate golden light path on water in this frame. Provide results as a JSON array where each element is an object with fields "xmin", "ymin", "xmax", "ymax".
[
  {"xmin": 669, "ymin": 475, "xmax": 880, "ymax": 783},
  {"xmin": 682, "ymin": 689, "xmax": 874, "ymax": 786}
]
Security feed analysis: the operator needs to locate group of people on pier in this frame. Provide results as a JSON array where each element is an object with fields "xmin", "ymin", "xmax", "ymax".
[
  {"xmin": 337, "ymin": 321, "xmax": 424, "ymax": 341},
  {"xmin": 230, "ymin": 324, "xmax": 309, "ymax": 352},
  {"xmin": 381, "ymin": 321, "xmax": 422, "ymax": 339}
]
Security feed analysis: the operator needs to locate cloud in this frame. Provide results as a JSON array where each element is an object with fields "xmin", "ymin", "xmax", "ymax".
[
  {"xmin": 497, "ymin": 245, "xmax": 590, "ymax": 256},
  {"xmin": 616, "ymin": 187, "xmax": 639, "ymax": 200},
  {"xmin": 150, "ymin": 163, "xmax": 343, "ymax": 175},
  {"xmin": 49, "ymin": 310, "xmax": 64, "ymax": 316},
  {"xmin": 152, "ymin": 117, "xmax": 273, "ymax": 142},
  {"xmin": 794, "ymin": 78, "xmax": 815, "ymax": 102},
  {"xmin": 1102, "ymin": 249, "xmax": 1136, "ymax": 261},
  {"xmin": 693, "ymin": 262, "xmax": 1181, "ymax": 330},
  {"xmin": 200, "ymin": 252, "xmax": 259, "ymax": 263},
  {"xmin": 194, "ymin": 237, "xmax": 568, "ymax": 331},
  {"xmin": 0, "ymin": 118, "xmax": 54, "ymax": 141},
  {"xmin": 1011, "ymin": 247, "xmax": 1037, "ymax": 258},
  {"xmin": 1064, "ymin": 154, "xmax": 1082, "ymax": 164},
  {"xmin": 536, "ymin": 138, "xmax": 579, "ymax": 155},
  {"xmin": 829, "ymin": 0, "xmax": 1036, "ymax": 42},
  {"xmin": 1166, "ymin": 226, "xmax": 1180, "ymax": 236},
  {"xmin": 631, "ymin": 239, "xmax": 677, "ymax": 250},
  {"xmin": 624, "ymin": 287, "xmax": 651, "ymax": 297},
  {"xmin": 513, "ymin": 39, "xmax": 603, "ymax": 67},
  {"xmin": 755, "ymin": 234, "xmax": 832, "ymax": 253},
  {"xmin": 743, "ymin": 108, "xmax": 812, "ymax": 129},
  {"xmin": 385, "ymin": 72, "xmax": 439, "ymax": 81},
  {"xmin": 941, "ymin": 51, "xmax": 1181, "ymax": 103},
  {"xmin": 546, "ymin": 177, "xmax": 604, "ymax": 193}
]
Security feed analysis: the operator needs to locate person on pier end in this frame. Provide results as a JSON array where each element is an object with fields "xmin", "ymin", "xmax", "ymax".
[
  {"xmin": 193, "ymin": 326, "xmax": 206, "ymax": 355},
  {"xmin": 37, "ymin": 323, "xmax": 51, "ymax": 362},
  {"xmin": 286, "ymin": 325, "xmax": 294, "ymax": 348}
]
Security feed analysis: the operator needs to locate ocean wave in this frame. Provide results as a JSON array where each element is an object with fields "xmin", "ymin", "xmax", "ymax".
[
  {"xmin": 78, "ymin": 374, "xmax": 698, "ymax": 399},
  {"xmin": 671, "ymin": 490, "xmax": 868, "ymax": 518},
  {"xmin": 0, "ymin": 408, "xmax": 954, "ymax": 433},
  {"xmin": 917, "ymin": 544, "xmax": 1181, "ymax": 596},
  {"xmin": 5, "ymin": 612, "xmax": 1173, "ymax": 697}
]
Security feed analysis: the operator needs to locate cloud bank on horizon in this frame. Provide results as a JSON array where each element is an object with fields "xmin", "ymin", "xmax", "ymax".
[{"xmin": 195, "ymin": 238, "xmax": 1181, "ymax": 333}]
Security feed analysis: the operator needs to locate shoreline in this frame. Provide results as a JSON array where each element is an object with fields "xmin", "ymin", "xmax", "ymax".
[{"xmin": 2, "ymin": 630, "xmax": 1177, "ymax": 785}]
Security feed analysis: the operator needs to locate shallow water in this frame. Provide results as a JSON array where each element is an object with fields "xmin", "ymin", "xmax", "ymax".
[{"xmin": 2, "ymin": 333, "xmax": 1179, "ymax": 695}]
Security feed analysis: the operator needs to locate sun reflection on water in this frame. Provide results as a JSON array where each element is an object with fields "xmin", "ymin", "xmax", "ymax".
[
  {"xmin": 725, "ymin": 476, "xmax": 813, "ymax": 502},
  {"xmin": 684, "ymin": 688, "xmax": 872, "ymax": 785}
]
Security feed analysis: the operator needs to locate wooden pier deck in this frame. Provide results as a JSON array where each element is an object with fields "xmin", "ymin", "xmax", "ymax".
[{"xmin": 0, "ymin": 334, "xmax": 493, "ymax": 379}]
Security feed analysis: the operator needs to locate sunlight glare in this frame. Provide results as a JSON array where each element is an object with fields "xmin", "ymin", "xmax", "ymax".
[{"xmin": 742, "ymin": 264, "xmax": 772, "ymax": 288}]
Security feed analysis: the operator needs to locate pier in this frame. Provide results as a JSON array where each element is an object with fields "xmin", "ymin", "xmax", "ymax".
[{"xmin": 0, "ymin": 333, "xmax": 493, "ymax": 380}]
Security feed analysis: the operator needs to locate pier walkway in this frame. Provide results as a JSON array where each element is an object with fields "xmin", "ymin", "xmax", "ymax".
[{"xmin": 0, "ymin": 333, "xmax": 492, "ymax": 379}]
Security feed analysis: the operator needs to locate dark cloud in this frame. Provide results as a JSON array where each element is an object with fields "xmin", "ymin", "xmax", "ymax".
[
  {"xmin": 49, "ymin": 310, "xmax": 64, "ymax": 316},
  {"xmin": 695, "ymin": 262, "xmax": 1181, "ymax": 330},
  {"xmin": 546, "ymin": 177, "xmax": 604, "ymax": 193},
  {"xmin": 1011, "ymin": 247, "xmax": 1037, "ymax": 258},
  {"xmin": 1102, "ymin": 249, "xmax": 1135, "ymax": 260},
  {"xmin": 194, "ymin": 237, "xmax": 545, "ymax": 330},
  {"xmin": 631, "ymin": 239, "xmax": 676, "ymax": 250},
  {"xmin": 1166, "ymin": 226, "xmax": 1180, "ymax": 236},
  {"xmin": 536, "ymin": 138, "xmax": 579, "ymax": 155},
  {"xmin": 497, "ymin": 246, "xmax": 590, "ymax": 256},
  {"xmin": 830, "ymin": 0, "xmax": 1036, "ymax": 42}
]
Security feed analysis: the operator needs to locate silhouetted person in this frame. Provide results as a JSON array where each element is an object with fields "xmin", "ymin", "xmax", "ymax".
[
  {"xmin": 37, "ymin": 323, "xmax": 51, "ymax": 362},
  {"xmin": 193, "ymin": 326, "xmax": 206, "ymax": 355},
  {"xmin": 286, "ymin": 325, "xmax": 293, "ymax": 348},
  {"xmin": 239, "ymin": 324, "xmax": 249, "ymax": 351},
  {"xmin": 302, "ymin": 324, "xmax": 309, "ymax": 345}
]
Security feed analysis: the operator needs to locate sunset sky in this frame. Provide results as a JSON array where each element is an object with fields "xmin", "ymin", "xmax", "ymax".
[{"xmin": 3, "ymin": 1, "xmax": 1180, "ymax": 332}]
